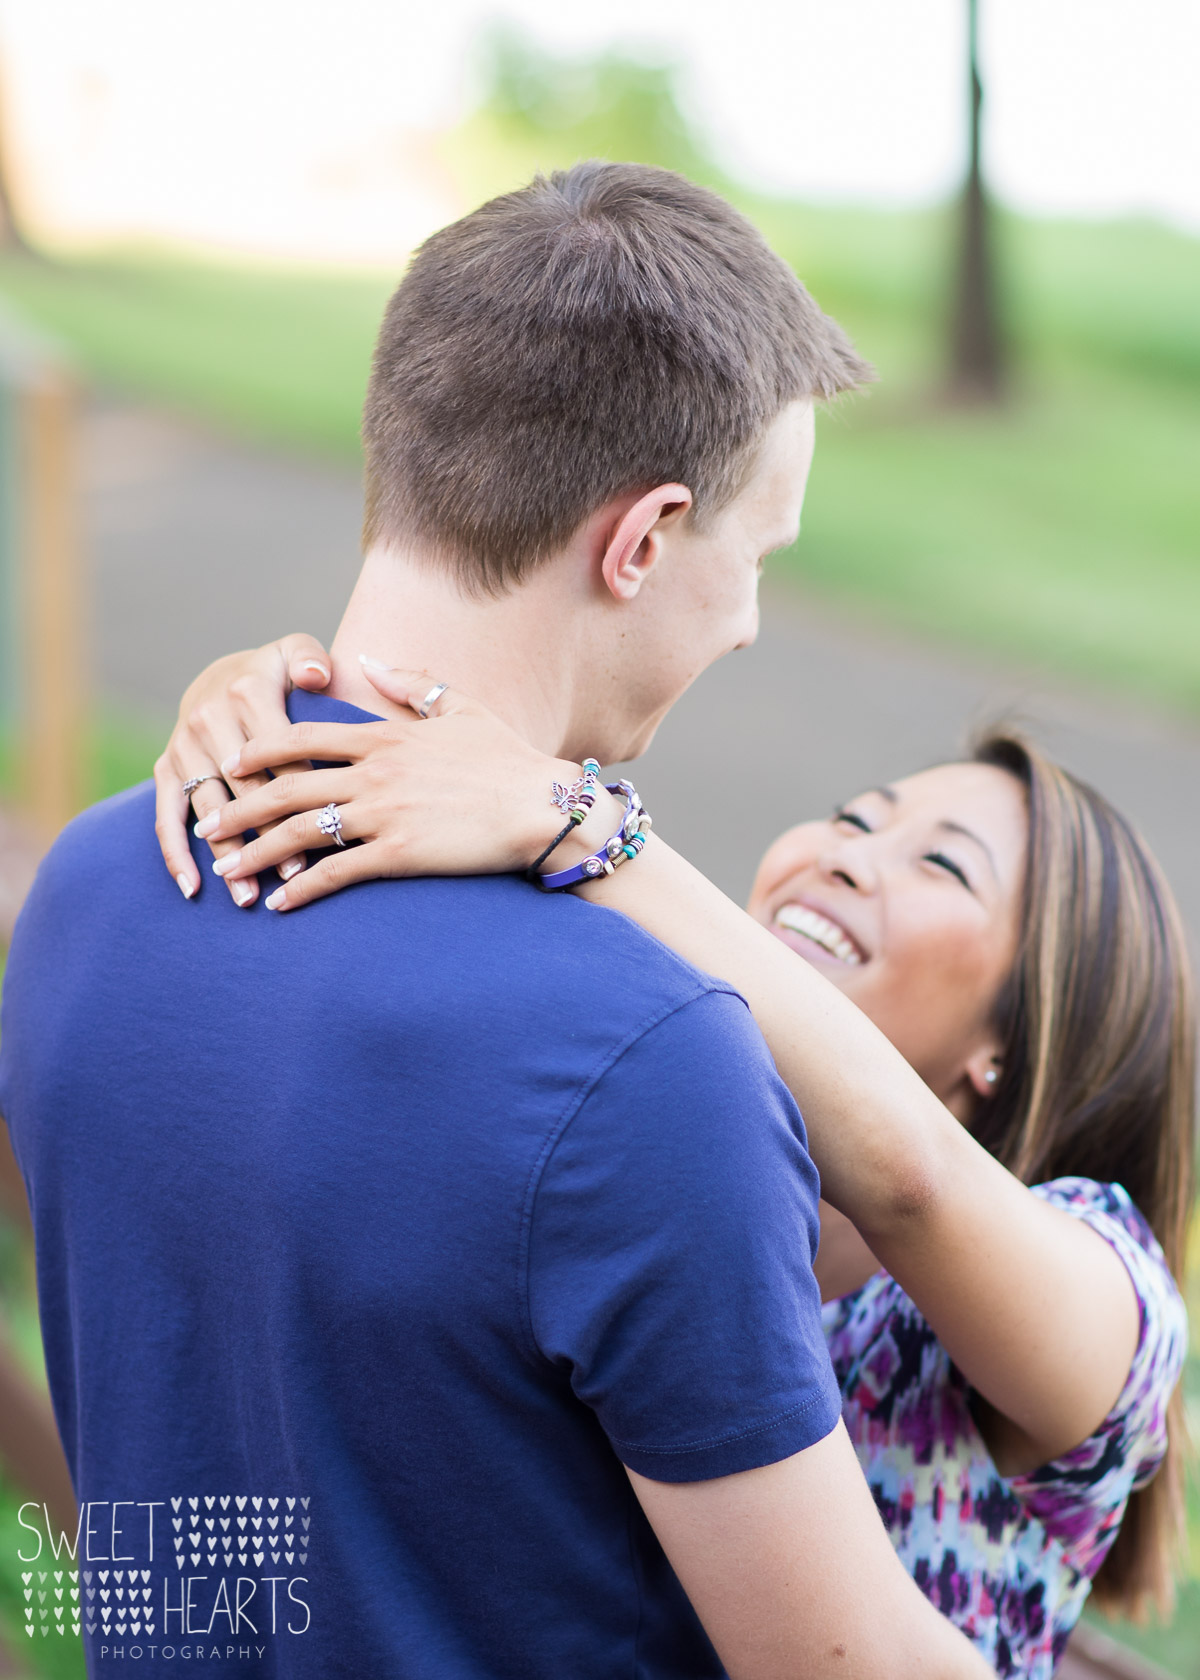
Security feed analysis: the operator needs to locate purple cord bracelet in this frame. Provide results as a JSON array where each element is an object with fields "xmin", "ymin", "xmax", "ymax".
[{"xmin": 532, "ymin": 781, "xmax": 650, "ymax": 892}]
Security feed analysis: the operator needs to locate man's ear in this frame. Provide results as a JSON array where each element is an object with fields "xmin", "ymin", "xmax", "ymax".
[
  {"xmin": 964, "ymin": 1044, "xmax": 1004, "ymax": 1100},
  {"xmin": 600, "ymin": 484, "xmax": 693, "ymax": 602}
]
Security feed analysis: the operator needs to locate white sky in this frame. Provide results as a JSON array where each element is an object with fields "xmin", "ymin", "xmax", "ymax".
[{"xmin": 1, "ymin": 0, "xmax": 1197, "ymax": 264}]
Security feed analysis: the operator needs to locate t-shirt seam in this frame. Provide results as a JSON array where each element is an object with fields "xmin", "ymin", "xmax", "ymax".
[
  {"xmin": 607, "ymin": 1386, "xmax": 833, "ymax": 1456},
  {"xmin": 514, "ymin": 983, "xmax": 753, "ymax": 1372}
]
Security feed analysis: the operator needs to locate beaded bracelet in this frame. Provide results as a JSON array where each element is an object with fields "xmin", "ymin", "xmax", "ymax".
[
  {"xmin": 531, "ymin": 779, "xmax": 652, "ymax": 893},
  {"xmin": 552, "ymin": 758, "xmax": 601, "ymax": 825},
  {"xmin": 525, "ymin": 758, "xmax": 604, "ymax": 878}
]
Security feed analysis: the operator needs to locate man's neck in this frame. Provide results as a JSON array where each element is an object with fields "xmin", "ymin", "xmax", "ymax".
[{"xmin": 327, "ymin": 545, "xmax": 596, "ymax": 759}]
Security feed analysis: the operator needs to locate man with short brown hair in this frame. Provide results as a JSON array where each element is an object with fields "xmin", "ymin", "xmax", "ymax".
[
  {"xmin": 361, "ymin": 160, "xmax": 867, "ymax": 596},
  {"xmin": 1, "ymin": 164, "xmax": 991, "ymax": 1679}
]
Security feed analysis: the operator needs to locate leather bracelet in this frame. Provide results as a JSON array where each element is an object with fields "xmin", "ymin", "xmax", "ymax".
[
  {"xmin": 525, "ymin": 756, "xmax": 603, "ymax": 879},
  {"xmin": 532, "ymin": 781, "xmax": 650, "ymax": 893},
  {"xmin": 525, "ymin": 816, "xmax": 579, "ymax": 880}
]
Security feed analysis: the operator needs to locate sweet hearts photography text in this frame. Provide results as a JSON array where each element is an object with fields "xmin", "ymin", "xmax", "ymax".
[{"xmin": 16, "ymin": 1491, "xmax": 313, "ymax": 1659}]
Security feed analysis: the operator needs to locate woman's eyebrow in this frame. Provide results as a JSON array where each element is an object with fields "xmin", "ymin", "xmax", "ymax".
[{"xmin": 938, "ymin": 820, "xmax": 998, "ymax": 879}]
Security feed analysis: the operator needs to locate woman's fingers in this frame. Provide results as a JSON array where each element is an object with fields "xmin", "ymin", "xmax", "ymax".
[
  {"xmin": 152, "ymin": 739, "xmax": 259, "ymax": 906},
  {"xmin": 262, "ymin": 841, "xmax": 395, "ymax": 913},
  {"xmin": 154, "ymin": 634, "xmax": 336, "ymax": 900},
  {"xmin": 206, "ymin": 798, "xmax": 357, "ymax": 883},
  {"xmin": 214, "ymin": 668, "xmax": 315, "ymax": 879},
  {"xmin": 358, "ymin": 660, "xmax": 471, "ymax": 719},
  {"xmin": 178, "ymin": 681, "xmax": 296, "ymax": 902},
  {"xmin": 182, "ymin": 731, "xmax": 274, "ymax": 906},
  {"xmin": 189, "ymin": 778, "xmax": 261, "ymax": 906},
  {"xmin": 200, "ymin": 656, "xmax": 325, "ymax": 883},
  {"xmin": 227, "ymin": 720, "xmax": 388, "ymax": 778},
  {"xmin": 193, "ymin": 768, "xmax": 351, "ymax": 850},
  {"xmin": 277, "ymin": 632, "xmax": 332, "ymax": 692},
  {"xmin": 153, "ymin": 741, "xmax": 209, "ymax": 900}
]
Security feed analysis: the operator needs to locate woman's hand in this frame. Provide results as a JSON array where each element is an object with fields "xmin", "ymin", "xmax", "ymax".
[
  {"xmin": 154, "ymin": 633, "xmax": 334, "ymax": 905},
  {"xmin": 187, "ymin": 663, "xmax": 613, "ymax": 911}
]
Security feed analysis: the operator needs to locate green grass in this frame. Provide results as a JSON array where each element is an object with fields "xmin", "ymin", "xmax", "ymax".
[
  {"xmin": 0, "ymin": 250, "xmax": 389, "ymax": 461},
  {"xmin": 1092, "ymin": 1584, "xmax": 1200, "ymax": 1680},
  {"xmin": 793, "ymin": 355, "xmax": 1200, "ymax": 707}
]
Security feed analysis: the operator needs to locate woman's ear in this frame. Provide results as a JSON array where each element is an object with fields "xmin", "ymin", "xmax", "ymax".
[
  {"xmin": 600, "ymin": 484, "xmax": 693, "ymax": 602},
  {"xmin": 965, "ymin": 1045, "xmax": 1004, "ymax": 1100}
]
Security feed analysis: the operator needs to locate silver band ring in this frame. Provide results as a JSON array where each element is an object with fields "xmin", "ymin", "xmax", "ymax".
[
  {"xmin": 415, "ymin": 682, "xmax": 449, "ymax": 720},
  {"xmin": 182, "ymin": 773, "xmax": 223, "ymax": 799},
  {"xmin": 316, "ymin": 802, "xmax": 346, "ymax": 847}
]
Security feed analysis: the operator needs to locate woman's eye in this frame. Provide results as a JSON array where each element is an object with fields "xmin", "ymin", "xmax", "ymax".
[
  {"xmin": 833, "ymin": 808, "xmax": 872, "ymax": 833},
  {"xmin": 925, "ymin": 851, "xmax": 972, "ymax": 890}
]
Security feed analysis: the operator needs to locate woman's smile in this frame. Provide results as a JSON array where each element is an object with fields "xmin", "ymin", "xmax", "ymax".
[{"xmin": 771, "ymin": 900, "xmax": 866, "ymax": 966}]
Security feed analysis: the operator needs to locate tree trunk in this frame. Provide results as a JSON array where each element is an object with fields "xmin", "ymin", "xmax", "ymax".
[{"xmin": 948, "ymin": 0, "xmax": 1005, "ymax": 401}]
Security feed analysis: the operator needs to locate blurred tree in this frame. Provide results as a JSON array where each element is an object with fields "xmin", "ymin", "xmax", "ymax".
[
  {"xmin": 0, "ymin": 63, "xmax": 35, "ymax": 257},
  {"xmin": 439, "ymin": 28, "xmax": 726, "ymax": 213},
  {"xmin": 948, "ymin": 0, "xmax": 1006, "ymax": 400}
]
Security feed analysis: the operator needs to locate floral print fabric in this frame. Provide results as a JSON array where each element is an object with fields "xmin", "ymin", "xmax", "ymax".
[{"xmin": 821, "ymin": 1178, "xmax": 1188, "ymax": 1677}]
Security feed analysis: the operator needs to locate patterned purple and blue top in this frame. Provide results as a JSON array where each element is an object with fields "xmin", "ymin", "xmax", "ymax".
[{"xmin": 822, "ymin": 1178, "xmax": 1188, "ymax": 1678}]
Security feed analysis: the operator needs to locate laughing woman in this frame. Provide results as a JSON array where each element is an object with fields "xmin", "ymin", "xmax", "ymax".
[{"xmin": 154, "ymin": 639, "xmax": 1194, "ymax": 1679}]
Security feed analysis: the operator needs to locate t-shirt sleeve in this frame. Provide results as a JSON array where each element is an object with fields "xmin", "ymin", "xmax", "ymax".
[
  {"xmin": 523, "ymin": 986, "xmax": 842, "ymax": 1483},
  {"xmin": 1006, "ymin": 1177, "xmax": 1189, "ymax": 1565}
]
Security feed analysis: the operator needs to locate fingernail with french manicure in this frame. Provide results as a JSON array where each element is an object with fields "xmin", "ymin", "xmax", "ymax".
[
  {"xmin": 358, "ymin": 653, "xmax": 390, "ymax": 671},
  {"xmin": 220, "ymin": 752, "xmax": 241, "ymax": 776},
  {"xmin": 279, "ymin": 857, "xmax": 305, "ymax": 881},
  {"xmin": 265, "ymin": 888, "xmax": 286, "ymax": 911},
  {"xmin": 212, "ymin": 851, "xmax": 241, "ymax": 877},
  {"xmin": 176, "ymin": 874, "xmax": 195, "ymax": 899},
  {"xmin": 302, "ymin": 660, "xmax": 329, "ymax": 680},
  {"xmin": 194, "ymin": 812, "xmax": 218, "ymax": 838},
  {"xmin": 231, "ymin": 880, "xmax": 256, "ymax": 907}
]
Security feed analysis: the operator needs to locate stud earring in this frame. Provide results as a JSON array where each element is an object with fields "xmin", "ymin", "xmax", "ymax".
[{"xmin": 984, "ymin": 1069, "xmax": 999, "ymax": 1085}]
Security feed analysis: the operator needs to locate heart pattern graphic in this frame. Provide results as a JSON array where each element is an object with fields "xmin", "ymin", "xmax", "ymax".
[{"xmin": 68, "ymin": 1493, "xmax": 314, "ymax": 1634}]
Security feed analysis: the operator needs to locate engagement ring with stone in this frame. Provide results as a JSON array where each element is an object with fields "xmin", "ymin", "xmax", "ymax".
[
  {"xmin": 316, "ymin": 803, "xmax": 346, "ymax": 847},
  {"xmin": 182, "ymin": 774, "xmax": 222, "ymax": 800}
]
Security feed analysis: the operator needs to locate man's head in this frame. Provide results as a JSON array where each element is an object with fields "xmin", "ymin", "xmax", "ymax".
[{"xmin": 358, "ymin": 162, "xmax": 871, "ymax": 758}]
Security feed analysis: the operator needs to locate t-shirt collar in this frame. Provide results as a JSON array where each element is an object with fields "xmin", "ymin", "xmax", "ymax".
[{"xmin": 287, "ymin": 689, "xmax": 385, "ymax": 727}]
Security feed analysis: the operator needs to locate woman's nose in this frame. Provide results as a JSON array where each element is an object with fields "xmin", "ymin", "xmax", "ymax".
[{"xmin": 817, "ymin": 842, "xmax": 880, "ymax": 895}]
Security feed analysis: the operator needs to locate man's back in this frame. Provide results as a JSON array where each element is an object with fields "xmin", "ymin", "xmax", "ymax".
[{"xmin": 0, "ymin": 698, "xmax": 838, "ymax": 1679}]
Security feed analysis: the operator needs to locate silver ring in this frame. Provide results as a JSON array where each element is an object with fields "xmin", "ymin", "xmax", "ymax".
[
  {"xmin": 182, "ymin": 773, "xmax": 222, "ymax": 799},
  {"xmin": 414, "ymin": 682, "xmax": 448, "ymax": 720},
  {"xmin": 316, "ymin": 802, "xmax": 346, "ymax": 847}
]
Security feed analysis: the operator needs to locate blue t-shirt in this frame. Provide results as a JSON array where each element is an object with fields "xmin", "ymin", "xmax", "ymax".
[{"xmin": 0, "ymin": 692, "xmax": 839, "ymax": 1679}]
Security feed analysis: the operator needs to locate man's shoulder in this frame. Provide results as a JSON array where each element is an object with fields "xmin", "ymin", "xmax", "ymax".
[
  {"xmin": 16, "ymin": 778, "xmax": 743, "ymax": 1027},
  {"xmin": 22, "ymin": 780, "xmax": 155, "ymax": 898},
  {"xmin": 398, "ymin": 871, "xmax": 749, "ymax": 1035}
]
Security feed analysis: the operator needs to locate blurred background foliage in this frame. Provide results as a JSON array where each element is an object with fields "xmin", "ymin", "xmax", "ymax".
[
  {"xmin": 0, "ymin": 28, "xmax": 1198, "ymax": 715},
  {"xmin": 0, "ymin": 23, "xmax": 1198, "ymax": 1678}
]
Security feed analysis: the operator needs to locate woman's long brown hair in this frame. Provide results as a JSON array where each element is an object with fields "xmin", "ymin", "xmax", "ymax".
[{"xmin": 968, "ymin": 731, "xmax": 1196, "ymax": 1620}]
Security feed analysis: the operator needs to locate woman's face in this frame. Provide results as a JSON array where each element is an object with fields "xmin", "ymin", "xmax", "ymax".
[{"xmin": 746, "ymin": 762, "xmax": 1029, "ymax": 1113}]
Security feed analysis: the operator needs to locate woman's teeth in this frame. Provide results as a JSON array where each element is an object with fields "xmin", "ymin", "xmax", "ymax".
[{"xmin": 774, "ymin": 904, "xmax": 863, "ymax": 965}]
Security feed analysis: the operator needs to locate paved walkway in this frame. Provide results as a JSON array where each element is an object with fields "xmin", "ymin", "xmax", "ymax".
[{"xmin": 79, "ymin": 396, "xmax": 1200, "ymax": 941}]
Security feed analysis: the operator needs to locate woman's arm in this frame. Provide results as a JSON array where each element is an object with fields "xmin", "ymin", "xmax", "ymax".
[
  {"xmin": 156, "ymin": 645, "xmax": 1141, "ymax": 1474},
  {"xmin": 574, "ymin": 833, "xmax": 1142, "ymax": 1476}
]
